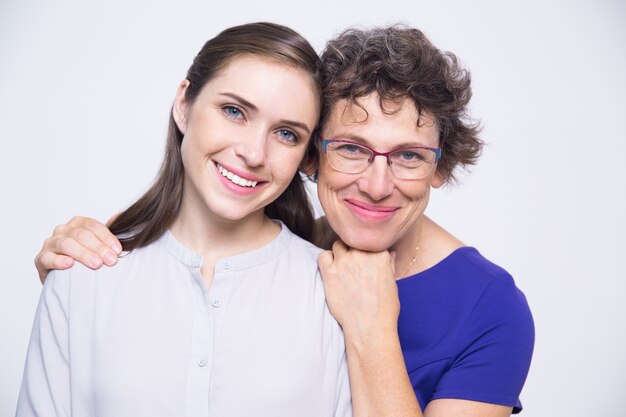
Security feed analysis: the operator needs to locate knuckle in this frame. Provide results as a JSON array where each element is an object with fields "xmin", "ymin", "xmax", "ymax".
[
  {"xmin": 52, "ymin": 224, "xmax": 68, "ymax": 236},
  {"xmin": 57, "ymin": 237, "xmax": 75, "ymax": 254},
  {"xmin": 85, "ymin": 218, "xmax": 99, "ymax": 230},
  {"xmin": 70, "ymin": 216, "xmax": 91, "ymax": 227},
  {"xmin": 74, "ymin": 228, "xmax": 92, "ymax": 242},
  {"xmin": 42, "ymin": 236, "xmax": 54, "ymax": 250}
]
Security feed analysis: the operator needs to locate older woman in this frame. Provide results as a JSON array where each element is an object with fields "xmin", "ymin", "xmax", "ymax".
[{"xmin": 34, "ymin": 25, "xmax": 533, "ymax": 416}]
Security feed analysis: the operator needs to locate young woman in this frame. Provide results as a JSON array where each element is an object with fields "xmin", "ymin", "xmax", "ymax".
[
  {"xmin": 17, "ymin": 22, "xmax": 352, "ymax": 417},
  {"xmin": 34, "ymin": 25, "xmax": 534, "ymax": 417}
]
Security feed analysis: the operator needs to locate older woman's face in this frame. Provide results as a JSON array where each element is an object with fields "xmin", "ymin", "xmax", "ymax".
[{"xmin": 317, "ymin": 94, "xmax": 444, "ymax": 252}]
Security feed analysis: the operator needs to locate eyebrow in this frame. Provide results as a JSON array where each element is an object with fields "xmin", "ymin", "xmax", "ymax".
[
  {"xmin": 219, "ymin": 92, "xmax": 258, "ymax": 111},
  {"xmin": 218, "ymin": 92, "xmax": 312, "ymax": 134}
]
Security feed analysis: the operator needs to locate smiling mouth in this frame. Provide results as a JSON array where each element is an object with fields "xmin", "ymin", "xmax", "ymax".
[
  {"xmin": 344, "ymin": 199, "xmax": 398, "ymax": 221},
  {"xmin": 216, "ymin": 163, "xmax": 259, "ymax": 188}
]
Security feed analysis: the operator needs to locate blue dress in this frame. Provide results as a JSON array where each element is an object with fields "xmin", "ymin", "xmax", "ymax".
[{"xmin": 397, "ymin": 247, "xmax": 534, "ymax": 413}]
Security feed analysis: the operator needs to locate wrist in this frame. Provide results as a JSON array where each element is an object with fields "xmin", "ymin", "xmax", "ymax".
[{"xmin": 343, "ymin": 324, "xmax": 400, "ymax": 356}]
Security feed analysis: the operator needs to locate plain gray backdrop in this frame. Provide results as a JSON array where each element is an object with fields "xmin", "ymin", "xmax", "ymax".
[{"xmin": 1, "ymin": 0, "xmax": 625, "ymax": 415}]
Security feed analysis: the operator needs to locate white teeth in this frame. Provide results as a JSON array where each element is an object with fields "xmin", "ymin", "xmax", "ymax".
[{"xmin": 216, "ymin": 164, "xmax": 258, "ymax": 187}]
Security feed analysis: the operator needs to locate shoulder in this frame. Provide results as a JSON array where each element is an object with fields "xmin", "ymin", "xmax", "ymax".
[
  {"xmin": 44, "ymin": 262, "xmax": 95, "ymax": 291},
  {"xmin": 431, "ymin": 247, "xmax": 520, "ymax": 296},
  {"xmin": 442, "ymin": 248, "xmax": 535, "ymax": 355},
  {"xmin": 461, "ymin": 249, "xmax": 530, "ymax": 309},
  {"xmin": 281, "ymin": 223, "xmax": 324, "ymax": 260},
  {"xmin": 415, "ymin": 247, "xmax": 534, "ymax": 346},
  {"xmin": 43, "ymin": 241, "xmax": 159, "ymax": 294},
  {"xmin": 38, "ymin": 264, "xmax": 95, "ymax": 316},
  {"xmin": 273, "ymin": 224, "xmax": 325, "ymax": 288},
  {"xmin": 430, "ymin": 249, "xmax": 534, "ymax": 409},
  {"xmin": 445, "ymin": 248, "xmax": 532, "ymax": 316}
]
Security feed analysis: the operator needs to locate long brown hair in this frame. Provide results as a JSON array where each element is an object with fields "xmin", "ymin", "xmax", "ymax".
[{"xmin": 109, "ymin": 22, "xmax": 321, "ymax": 250}]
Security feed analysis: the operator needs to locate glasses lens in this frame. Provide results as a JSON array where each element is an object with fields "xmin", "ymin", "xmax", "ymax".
[
  {"xmin": 389, "ymin": 148, "xmax": 438, "ymax": 179},
  {"xmin": 326, "ymin": 141, "xmax": 371, "ymax": 174}
]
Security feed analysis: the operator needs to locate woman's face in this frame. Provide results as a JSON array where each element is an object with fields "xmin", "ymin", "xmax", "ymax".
[
  {"xmin": 174, "ymin": 56, "xmax": 319, "ymax": 225},
  {"xmin": 317, "ymin": 94, "xmax": 444, "ymax": 252}
]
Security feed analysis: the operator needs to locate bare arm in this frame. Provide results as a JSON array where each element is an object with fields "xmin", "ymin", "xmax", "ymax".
[
  {"xmin": 35, "ymin": 216, "xmax": 122, "ymax": 283},
  {"xmin": 318, "ymin": 241, "xmax": 421, "ymax": 417},
  {"xmin": 318, "ymin": 241, "xmax": 514, "ymax": 417}
]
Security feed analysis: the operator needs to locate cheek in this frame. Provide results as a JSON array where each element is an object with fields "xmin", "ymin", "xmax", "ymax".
[
  {"xmin": 179, "ymin": 134, "xmax": 205, "ymax": 166},
  {"xmin": 179, "ymin": 136, "xmax": 192, "ymax": 167},
  {"xmin": 316, "ymin": 172, "xmax": 351, "ymax": 217},
  {"xmin": 317, "ymin": 160, "xmax": 353, "ymax": 194},
  {"xmin": 269, "ymin": 146, "xmax": 307, "ymax": 181},
  {"xmin": 400, "ymin": 182, "xmax": 431, "ymax": 208}
]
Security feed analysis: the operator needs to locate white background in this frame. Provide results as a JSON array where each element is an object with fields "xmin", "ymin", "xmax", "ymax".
[{"xmin": 1, "ymin": 0, "xmax": 625, "ymax": 415}]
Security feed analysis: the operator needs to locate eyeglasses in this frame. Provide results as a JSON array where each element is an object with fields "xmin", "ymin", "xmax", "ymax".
[{"xmin": 320, "ymin": 138, "xmax": 442, "ymax": 180}]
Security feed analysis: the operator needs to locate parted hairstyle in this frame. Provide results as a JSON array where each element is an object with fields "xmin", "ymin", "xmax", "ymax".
[
  {"xmin": 109, "ymin": 22, "xmax": 322, "ymax": 251},
  {"xmin": 307, "ymin": 25, "xmax": 482, "ymax": 182}
]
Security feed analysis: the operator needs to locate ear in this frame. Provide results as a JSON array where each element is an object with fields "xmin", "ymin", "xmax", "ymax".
[
  {"xmin": 172, "ymin": 79, "xmax": 191, "ymax": 134},
  {"xmin": 299, "ymin": 135, "xmax": 321, "ymax": 176},
  {"xmin": 300, "ymin": 153, "xmax": 319, "ymax": 177},
  {"xmin": 431, "ymin": 171, "xmax": 446, "ymax": 189}
]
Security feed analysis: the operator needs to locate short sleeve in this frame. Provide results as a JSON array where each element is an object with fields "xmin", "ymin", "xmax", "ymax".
[
  {"xmin": 16, "ymin": 270, "xmax": 71, "ymax": 417},
  {"xmin": 432, "ymin": 274, "xmax": 534, "ymax": 413}
]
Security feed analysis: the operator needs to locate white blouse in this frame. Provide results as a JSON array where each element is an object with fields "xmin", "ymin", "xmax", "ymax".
[{"xmin": 17, "ymin": 224, "xmax": 352, "ymax": 417}]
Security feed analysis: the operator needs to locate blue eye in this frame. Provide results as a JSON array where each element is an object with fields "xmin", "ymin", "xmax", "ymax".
[
  {"xmin": 336, "ymin": 143, "xmax": 369, "ymax": 156},
  {"xmin": 222, "ymin": 106, "xmax": 244, "ymax": 119},
  {"xmin": 277, "ymin": 129, "xmax": 298, "ymax": 143},
  {"xmin": 398, "ymin": 151, "xmax": 423, "ymax": 161},
  {"xmin": 339, "ymin": 144, "xmax": 358, "ymax": 152},
  {"xmin": 390, "ymin": 149, "xmax": 431, "ymax": 168}
]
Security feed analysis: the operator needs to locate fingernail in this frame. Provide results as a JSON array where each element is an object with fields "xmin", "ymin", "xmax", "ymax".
[
  {"xmin": 103, "ymin": 252, "xmax": 117, "ymax": 266},
  {"xmin": 112, "ymin": 243, "xmax": 123, "ymax": 254},
  {"xmin": 88, "ymin": 256, "xmax": 102, "ymax": 268}
]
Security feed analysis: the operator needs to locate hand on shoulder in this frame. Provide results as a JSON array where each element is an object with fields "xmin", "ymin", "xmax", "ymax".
[{"xmin": 35, "ymin": 215, "xmax": 122, "ymax": 283}]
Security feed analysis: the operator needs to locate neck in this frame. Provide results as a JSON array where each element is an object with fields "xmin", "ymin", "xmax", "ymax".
[
  {"xmin": 393, "ymin": 215, "xmax": 466, "ymax": 279},
  {"xmin": 391, "ymin": 216, "xmax": 425, "ymax": 279},
  {"xmin": 170, "ymin": 195, "xmax": 280, "ymax": 261}
]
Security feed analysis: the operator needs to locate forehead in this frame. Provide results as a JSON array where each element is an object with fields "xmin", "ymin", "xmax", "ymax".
[
  {"xmin": 323, "ymin": 94, "xmax": 439, "ymax": 148},
  {"xmin": 199, "ymin": 55, "xmax": 320, "ymax": 124},
  {"xmin": 210, "ymin": 55, "xmax": 312, "ymax": 96}
]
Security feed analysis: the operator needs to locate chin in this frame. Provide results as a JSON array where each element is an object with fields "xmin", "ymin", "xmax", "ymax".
[{"xmin": 342, "ymin": 232, "xmax": 393, "ymax": 252}]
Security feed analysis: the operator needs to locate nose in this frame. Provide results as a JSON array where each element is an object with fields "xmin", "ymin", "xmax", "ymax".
[
  {"xmin": 356, "ymin": 155, "xmax": 395, "ymax": 201},
  {"xmin": 234, "ymin": 128, "xmax": 267, "ymax": 167}
]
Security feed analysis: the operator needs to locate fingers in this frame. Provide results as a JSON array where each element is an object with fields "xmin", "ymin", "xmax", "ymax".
[
  {"xmin": 63, "ymin": 217, "xmax": 122, "ymax": 263},
  {"xmin": 105, "ymin": 211, "xmax": 122, "ymax": 228},
  {"xmin": 34, "ymin": 216, "xmax": 122, "ymax": 284},
  {"xmin": 82, "ymin": 217, "xmax": 122, "ymax": 255},
  {"xmin": 318, "ymin": 250, "xmax": 334, "ymax": 271},
  {"xmin": 35, "ymin": 251, "xmax": 74, "ymax": 284},
  {"xmin": 331, "ymin": 240, "xmax": 349, "ymax": 255},
  {"xmin": 49, "ymin": 233, "xmax": 109, "ymax": 269}
]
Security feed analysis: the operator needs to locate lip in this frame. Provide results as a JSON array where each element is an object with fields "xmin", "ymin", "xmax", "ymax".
[
  {"xmin": 213, "ymin": 161, "xmax": 267, "ymax": 195},
  {"xmin": 215, "ymin": 161, "xmax": 265, "ymax": 182},
  {"xmin": 344, "ymin": 199, "xmax": 398, "ymax": 221}
]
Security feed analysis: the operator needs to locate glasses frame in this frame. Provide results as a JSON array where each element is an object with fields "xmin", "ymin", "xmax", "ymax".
[{"xmin": 320, "ymin": 137, "xmax": 442, "ymax": 178}]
